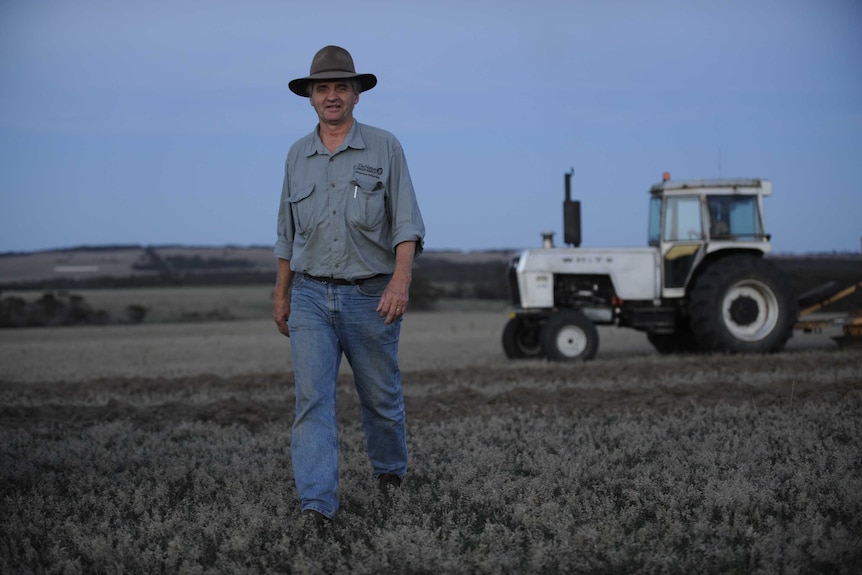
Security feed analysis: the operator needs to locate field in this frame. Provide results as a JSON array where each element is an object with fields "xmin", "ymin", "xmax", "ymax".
[{"xmin": 1, "ymin": 288, "xmax": 861, "ymax": 573}]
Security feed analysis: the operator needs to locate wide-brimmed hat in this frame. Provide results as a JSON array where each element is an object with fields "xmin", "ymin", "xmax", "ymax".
[{"xmin": 289, "ymin": 45, "xmax": 377, "ymax": 96}]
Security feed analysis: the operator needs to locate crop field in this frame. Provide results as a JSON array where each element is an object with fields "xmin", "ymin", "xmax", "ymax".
[{"xmin": 1, "ymin": 291, "xmax": 861, "ymax": 573}]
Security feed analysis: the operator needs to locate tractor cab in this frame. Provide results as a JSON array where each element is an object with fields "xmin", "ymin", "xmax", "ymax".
[{"xmin": 647, "ymin": 175, "xmax": 773, "ymax": 297}]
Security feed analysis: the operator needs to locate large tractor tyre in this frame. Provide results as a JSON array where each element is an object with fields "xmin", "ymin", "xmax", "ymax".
[
  {"xmin": 540, "ymin": 310, "xmax": 599, "ymax": 361},
  {"xmin": 688, "ymin": 256, "xmax": 797, "ymax": 353},
  {"xmin": 647, "ymin": 325, "xmax": 701, "ymax": 355},
  {"xmin": 502, "ymin": 315, "xmax": 544, "ymax": 359}
]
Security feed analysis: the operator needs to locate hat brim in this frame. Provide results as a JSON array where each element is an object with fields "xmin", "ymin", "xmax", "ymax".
[{"xmin": 289, "ymin": 72, "xmax": 377, "ymax": 96}]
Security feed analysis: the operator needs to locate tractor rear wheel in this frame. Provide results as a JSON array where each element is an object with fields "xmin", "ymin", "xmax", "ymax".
[
  {"xmin": 540, "ymin": 310, "xmax": 598, "ymax": 361},
  {"xmin": 688, "ymin": 256, "xmax": 796, "ymax": 353},
  {"xmin": 502, "ymin": 315, "xmax": 544, "ymax": 359}
]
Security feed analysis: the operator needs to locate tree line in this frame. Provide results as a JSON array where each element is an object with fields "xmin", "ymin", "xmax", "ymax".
[
  {"xmin": 0, "ymin": 291, "xmax": 148, "ymax": 328},
  {"xmin": 0, "ymin": 257, "xmax": 515, "ymax": 327}
]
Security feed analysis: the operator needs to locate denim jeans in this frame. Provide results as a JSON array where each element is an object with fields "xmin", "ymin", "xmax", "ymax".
[{"xmin": 287, "ymin": 273, "xmax": 407, "ymax": 518}]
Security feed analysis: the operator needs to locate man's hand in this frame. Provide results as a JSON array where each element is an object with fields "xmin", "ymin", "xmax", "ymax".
[
  {"xmin": 377, "ymin": 241, "xmax": 416, "ymax": 325},
  {"xmin": 273, "ymin": 259, "xmax": 292, "ymax": 337},
  {"xmin": 273, "ymin": 296, "xmax": 291, "ymax": 337},
  {"xmin": 377, "ymin": 271, "xmax": 410, "ymax": 325}
]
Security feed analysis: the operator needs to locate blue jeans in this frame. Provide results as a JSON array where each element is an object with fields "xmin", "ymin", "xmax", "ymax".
[{"xmin": 287, "ymin": 273, "xmax": 407, "ymax": 518}]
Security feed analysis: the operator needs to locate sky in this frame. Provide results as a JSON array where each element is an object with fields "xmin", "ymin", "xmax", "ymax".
[{"xmin": 1, "ymin": 0, "xmax": 860, "ymax": 256}]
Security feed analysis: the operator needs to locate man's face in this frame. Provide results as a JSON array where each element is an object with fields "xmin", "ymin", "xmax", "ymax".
[{"xmin": 310, "ymin": 80, "xmax": 359, "ymax": 127}]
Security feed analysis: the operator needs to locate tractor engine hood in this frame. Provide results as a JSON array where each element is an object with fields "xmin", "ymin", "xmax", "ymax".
[{"xmin": 513, "ymin": 247, "xmax": 660, "ymax": 308}]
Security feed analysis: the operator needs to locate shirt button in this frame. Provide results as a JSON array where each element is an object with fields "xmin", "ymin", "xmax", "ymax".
[
  {"xmin": 330, "ymin": 183, "xmax": 335, "ymax": 188},
  {"xmin": 332, "ymin": 210, "xmax": 336, "ymax": 215}
]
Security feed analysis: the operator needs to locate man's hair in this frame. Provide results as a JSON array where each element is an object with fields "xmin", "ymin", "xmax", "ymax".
[{"xmin": 307, "ymin": 78, "xmax": 362, "ymax": 97}]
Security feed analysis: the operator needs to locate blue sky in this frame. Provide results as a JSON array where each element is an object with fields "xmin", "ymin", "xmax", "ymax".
[{"xmin": 1, "ymin": 0, "xmax": 860, "ymax": 255}]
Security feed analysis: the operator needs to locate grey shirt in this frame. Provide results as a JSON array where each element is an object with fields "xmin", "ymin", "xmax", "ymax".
[{"xmin": 275, "ymin": 120, "xmax": 425, "ymax": 280}]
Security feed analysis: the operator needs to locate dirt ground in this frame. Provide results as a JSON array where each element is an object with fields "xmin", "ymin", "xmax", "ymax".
[
  {"xmin": 2, "ymin": 311, "xmax": 859, "ymax": 431},
  {"xmin": 0, "ymin": 310, "xmax": 849, "ymax": 382}
]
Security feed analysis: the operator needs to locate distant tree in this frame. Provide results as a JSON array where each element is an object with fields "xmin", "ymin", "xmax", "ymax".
[
  {"xmin": 0, "ymin": 296, "xmax": 28, "ymax": 327},
  {"xmin": 408, "ymin": 270, "xmax": 440, "ymax": 310},
  {"xmin": 32, "ymin": 292, "xmax": 66, "ymax": 326},
  {"xmin": 126, "ymin": 305, "xmax": 149, "ymax": 324},
  {"xmin": 0, "ymin": 292, "xmax": 112, "ymax": 328}
]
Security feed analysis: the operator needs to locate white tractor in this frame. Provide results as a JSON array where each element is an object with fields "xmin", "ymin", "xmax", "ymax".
[{"xmin": 503, "ymin": 171, "xmax": 797, "ymax": 361}]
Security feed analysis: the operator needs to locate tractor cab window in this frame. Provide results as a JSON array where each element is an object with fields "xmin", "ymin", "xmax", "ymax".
[
  {"xmin": 663, "ymin": 196, "xmax": 702, "ymax": 241},
  {"xmin": 707, "ymin": 195, "xmax": 763, "ymax": 240},
  {"xmin": 648, "ymin": 196, "xmax": 662, "ymax": 246}
]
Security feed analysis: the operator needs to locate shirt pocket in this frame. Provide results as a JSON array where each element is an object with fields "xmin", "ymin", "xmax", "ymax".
[
  {"xmin": 286, "ymin": 183, "xmax": 316, "ymax": 236},
  {"xmin": 347, "ymin": 178, "xmax": 386, "ymax": 231}
]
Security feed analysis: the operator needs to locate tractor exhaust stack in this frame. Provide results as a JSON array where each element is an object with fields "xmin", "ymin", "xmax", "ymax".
[{"xmin": 563, "ymin": 169, "xmax": 582, "ymax": 247}]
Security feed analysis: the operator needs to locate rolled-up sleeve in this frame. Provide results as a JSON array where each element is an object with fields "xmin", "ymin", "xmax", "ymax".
[
  {"xmin": 388, "ymin": 142, "xmax": 425, "ymax": 256},
  {"xmin": 274, "ymin": 155, "xmax": 294, "ymax": 261}
]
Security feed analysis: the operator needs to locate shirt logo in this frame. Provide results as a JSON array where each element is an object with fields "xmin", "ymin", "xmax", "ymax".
[{"xmin": 354, "ymin": 163, "xmax": 383, "ymax": 179}]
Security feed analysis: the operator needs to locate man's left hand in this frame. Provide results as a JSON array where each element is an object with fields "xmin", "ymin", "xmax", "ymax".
[{"xmin": 377, "ymin": 272, "xmax": 410, "ymax": 325}]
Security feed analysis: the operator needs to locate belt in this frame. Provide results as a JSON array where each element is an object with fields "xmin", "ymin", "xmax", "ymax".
[{"xmin": 303, "ymin": 273, "xmax": 386, "ymax": 286}]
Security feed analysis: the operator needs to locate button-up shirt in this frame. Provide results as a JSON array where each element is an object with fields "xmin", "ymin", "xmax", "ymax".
[{"xmin": 275, "ymin": 121, "xmax": 425, "ymax": 280}]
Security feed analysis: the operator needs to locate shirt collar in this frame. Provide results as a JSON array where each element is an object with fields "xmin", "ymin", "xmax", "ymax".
[{"xmin": 305, "ymin": 120, "xmax": 366, "ymax": 157}]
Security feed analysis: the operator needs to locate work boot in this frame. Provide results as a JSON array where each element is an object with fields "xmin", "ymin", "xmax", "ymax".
[
  {"xmin": 377, "ymin": 473, "xmax": 402, "ymax": 496},
  {"xmin": 299, "ymin": 509, "xmax": 331, "ymax": 535}
]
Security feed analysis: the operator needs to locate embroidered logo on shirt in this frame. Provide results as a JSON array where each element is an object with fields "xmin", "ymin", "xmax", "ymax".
[{"xmin": 354, "ymin": 163, "xmax": 383, "ymax": 179}]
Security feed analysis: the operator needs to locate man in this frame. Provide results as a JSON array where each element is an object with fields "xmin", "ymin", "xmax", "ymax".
[{"xmin": 273, "ymin": 45, "xmax": 425, "ymax": 523}]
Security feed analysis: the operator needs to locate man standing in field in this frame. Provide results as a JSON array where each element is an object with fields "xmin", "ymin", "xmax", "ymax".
[{"xmin": 272, "ymin": 45, "xmax": 425, "ymax": 524}]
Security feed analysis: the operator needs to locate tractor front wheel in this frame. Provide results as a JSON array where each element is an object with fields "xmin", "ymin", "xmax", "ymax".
[
  {"xmin": 502, "ymin": 315, "xmax": 545, "ymax": 359},
  {"xmin": 540, "ymin": 310, "xmax": 599, "ymax": 361}
]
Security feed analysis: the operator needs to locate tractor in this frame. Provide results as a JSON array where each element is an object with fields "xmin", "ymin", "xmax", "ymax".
[{"xmin": 503, "ymin": 171, "xmax": 798, "ymax": 360}]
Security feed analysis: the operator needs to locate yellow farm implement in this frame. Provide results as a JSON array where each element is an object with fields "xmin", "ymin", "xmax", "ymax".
[{"xmin": 795, "ymin": 280, "xmax": 862, "ymax": 347}]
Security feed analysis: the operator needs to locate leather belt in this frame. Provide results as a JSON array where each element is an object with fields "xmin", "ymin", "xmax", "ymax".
[{"xmin": 303, "ymin": 273, "xmax": 386, "ymax": 286}]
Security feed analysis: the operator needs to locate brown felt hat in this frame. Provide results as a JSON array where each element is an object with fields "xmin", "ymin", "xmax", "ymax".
[{"xmin": 289, "ymin": 45, "xmax": 377, "ymax": 96}]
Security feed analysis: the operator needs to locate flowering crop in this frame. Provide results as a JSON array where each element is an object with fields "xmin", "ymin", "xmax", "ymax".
[{"xmin": 1, "ymin": 348, "xmax": 860, "ymax": 573}]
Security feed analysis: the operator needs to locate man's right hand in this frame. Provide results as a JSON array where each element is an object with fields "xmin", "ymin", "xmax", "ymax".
[
  {"xmin": 273, "ymin": 297, "xmax": 291, "ymax": 337},
  {"xmin": 273, "ymin": 259, "xmax": 293, "ymax": 337}
]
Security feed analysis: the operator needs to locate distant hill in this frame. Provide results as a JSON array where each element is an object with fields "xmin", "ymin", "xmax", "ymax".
[
  {"xmin": 0, "ymin": 245, "xmax": 517, "ymax": 290},
  {"xmin": 0, "ymin": 245, "xmax": 272, "ymax": 286},
  {"xmin": 2, "ymin": 246, "xmax": 860, "ymax": 312}
]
